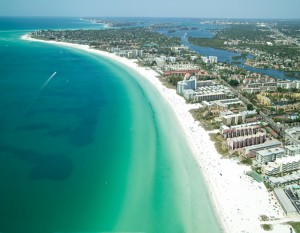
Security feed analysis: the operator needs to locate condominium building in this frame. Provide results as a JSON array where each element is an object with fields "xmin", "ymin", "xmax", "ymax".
[
  {"xmin": 262, "ymin": 155, "xmax": 300, "ymax": 176},
  {"xmin": 256, "ymin": 147, "xmax": 285, "ymax": 165},
  {"xmin": 212, "ymin": 98, "xmax": 243, "ymax": 111},
  {"xmin": 285, "ymin": 145, "xmax": 300, "ymax": 156},
  {"xmin": 227, "ymin": 132, "xmax": 266, "ymax": 150},
  {"xmin": 191, "ymin": 84, "xmax": 229, "ymax": 102},
  {"xmin": 176, "ymin": 76, "xmax": 197, "ymax": 95},
  {"xmin": 222, "ymin": 113, "xmax": 246, "ymax": 126},
  {"xmin": 243, "ymin": 140, "xmax": 282, "ymax": 157},
  {"xmin": 221, "ymin": 124, "xmax": 260, "ymax": 139},
  {"xmin": 194, "ymin": 92, "xmax": 227, "ymax": 102}
]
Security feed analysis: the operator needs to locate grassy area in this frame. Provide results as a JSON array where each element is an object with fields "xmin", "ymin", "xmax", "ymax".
[
  {"xmin": 289, "ymin": 222, "xmax": 300, "ymax": 233},
  {"xmin": 240, "ymin": 157, "xmax": 253, "ymax": 166},
  {"xmin": 261, "ymin": 224, "xmax": 273, "ymax": 231},
  {"xmin": 260, "ymin": 215, "xmax": 270, "ymax": 221},
  {"xmin": 190, "ymin": 109, "xmax": 221, "ymax": 131},
  {"xmin": 209, "ymin": 133, "xmax": 229, "ymax": 157}
]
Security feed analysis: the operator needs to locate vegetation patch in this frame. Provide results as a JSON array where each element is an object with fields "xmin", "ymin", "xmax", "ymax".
[
  {"xmin": 261, "ymin": 224, "xmax": 273, "ymax": 231},
  {"xmin": 190, "ymin": 108, "xmax": 221, "ymax": 131},
  {"xmin": 209, "ymin": 133, "xmax": 229, "ymax": 156},
  {"xmin": 289, "ymin": 222, "xmax": 300, "ymax": 233},
  {"xmin": 260, "ymin": 215, "xmax": 270, "ymax": 221}
]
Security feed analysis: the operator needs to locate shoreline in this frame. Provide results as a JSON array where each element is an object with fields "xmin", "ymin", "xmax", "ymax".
[{"xmin": 22, "ymin": 34, "xmax": 291, "ymax": 233}]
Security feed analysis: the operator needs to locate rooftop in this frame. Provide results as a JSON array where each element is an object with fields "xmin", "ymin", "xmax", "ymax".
[
  {"xmin": 274, "ymin": 188, "xmax": 298, "ymax": 214},
  {"xmin": 244, "ymin": 140, "xmax": 281, "ymax": 152},
  {"xmin": 256, "ymin": 147, "xmax": 285, "ymax": 157}
]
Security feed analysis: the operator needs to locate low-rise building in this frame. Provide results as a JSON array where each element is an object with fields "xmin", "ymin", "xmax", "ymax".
[
  {"xmin": 274, "ymin": 189, "xmax": 298, "ymax": 217},
  {"xmin": 244, "ymin": 140, "xmax": 282, "ymax": 157},
  {"xmin": 267, "ymin": 172, "xmax": 300, "ymax": 187}
]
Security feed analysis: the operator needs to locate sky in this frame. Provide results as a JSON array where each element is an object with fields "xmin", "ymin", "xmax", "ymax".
[{"xmin": 0, "ymin": 0, "xmax": 299, "ymax": 19}]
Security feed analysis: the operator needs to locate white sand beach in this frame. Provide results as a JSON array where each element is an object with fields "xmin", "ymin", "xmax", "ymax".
[{"xmin": 22, "ymin": 34, "xmax": 293, "ymax": 233}]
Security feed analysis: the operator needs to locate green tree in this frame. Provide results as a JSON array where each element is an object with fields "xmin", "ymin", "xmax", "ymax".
[
  {"xmin": 247, "ymin": 104, "xmax": 254, "ymax": 111},
  {"xmin": 229, "ymin": 79, "xmax": 239, "ymax": 86}
]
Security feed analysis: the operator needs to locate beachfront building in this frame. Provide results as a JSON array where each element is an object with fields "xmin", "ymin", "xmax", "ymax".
[
  {"xmin": 222, "ymin": 113, "xmax": 246, "ymax": 126},
  {"xmin": 243, "ymin": 140, "xmax": 282, "ymax": 158},
  {"xmin": 285, "ymin": 145, "xmax": 300, "ymax": 156},
  {"xmin": 110, "ymin": 48, "xmax": 143, "ymax": 59},
  {"xmin": 183, "ymin": 89, "xmax": 195, "ymax": 101},
  {"xmin": 226, "ymin": 132, "xmax": 266, "ymax": 150},
  {"xmin": 194, "ymin": 92, "xmax": 227, "ymax": 102},
  {"xmin": 285, "ymin": 127, "xmax": 300, "ymax": 145},
  {"xmin": 274, "ymin": 189, "xmax": 298, "ymax": 217},
  {"xmin": 193, "ymin": 84, "xmax": 229, "ymax": 102},
  {"xmin": 221, "ymin": 124, "xmax": 260, "ymax": 139},
  {"xmin": 266, "ymin": 172, "xmax": 300, "ymax": 188},
  {"xmin": 255, "ymin": 147, "xmax": 285, "ymax": 165},
  {"xmin": 176, "ymin": 76, "xmax": 197, "ymax": 95},
  {"xmin": 262, "ymin": 155, "xmax": 300, "ymax": 176}
]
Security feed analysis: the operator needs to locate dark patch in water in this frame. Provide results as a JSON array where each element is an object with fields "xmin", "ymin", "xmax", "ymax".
[
  {"xmin": 0, "ymin": 146, "xmax": 73, "ymax": 181},
  {"xmin": 19, "ymin": 77, "xmax": 107, "ymax": 148},
  {"xmin": 47, "ymin": 127, "xmax": 73, "ymax": 137},
  {"xmin": 15, "ymin": 123, "xmax": 54, "ymax": 132},
  {"xmin": 69, "ymin": 124, "xmax": 94, "ymax": 147}
]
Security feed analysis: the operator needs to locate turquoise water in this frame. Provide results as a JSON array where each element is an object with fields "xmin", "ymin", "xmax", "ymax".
[{"xmin": 0, "ymin": 18, "xmax": 221, "ymax": 233}]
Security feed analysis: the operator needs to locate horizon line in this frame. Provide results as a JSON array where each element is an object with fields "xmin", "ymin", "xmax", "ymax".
[{"xmin": 0, "ymin": 15, "xmax": 300, "ymax": 20}]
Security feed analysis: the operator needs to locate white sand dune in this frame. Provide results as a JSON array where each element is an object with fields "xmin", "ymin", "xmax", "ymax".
[{"xmin": 22, "ymin": 34, "xmax": 292, "ymax": 233}]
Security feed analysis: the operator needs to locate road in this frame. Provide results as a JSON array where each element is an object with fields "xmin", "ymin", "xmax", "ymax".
[{"xmin": 268, "ymin": 25, "xmax": 300, "ymax": 47}]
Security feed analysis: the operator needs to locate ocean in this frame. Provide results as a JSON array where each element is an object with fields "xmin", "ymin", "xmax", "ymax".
[{"xmin": 0, "ymin": 17, "xmax": 221, "ymax": 233}]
